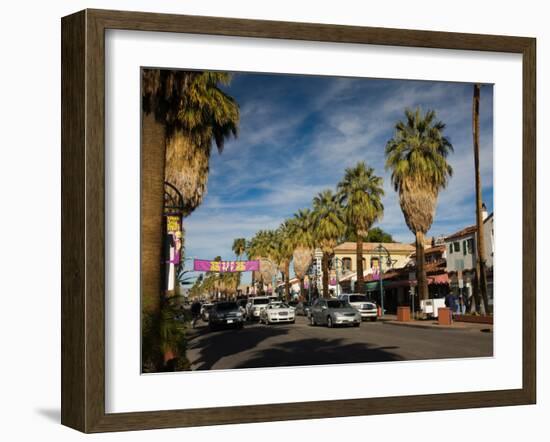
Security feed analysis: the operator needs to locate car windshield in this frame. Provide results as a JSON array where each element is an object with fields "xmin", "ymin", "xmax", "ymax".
[
  {"xmin": 216, "ymin": 302, "xmax": 238, "ymax": 311},
  {"xmin": 326, "ymin": 300, "xmax": 349, "ymax": 309},
  {"xmin": 252, "ymin": 298, "xmax": 269, "ymax": 305},
  {"xmin": 349, "ymin": 295, "xmax": 368, "ymax": 303},
  {"xmin": 270, "ymin": 303, "xmax": 288, "ymax": 309}
]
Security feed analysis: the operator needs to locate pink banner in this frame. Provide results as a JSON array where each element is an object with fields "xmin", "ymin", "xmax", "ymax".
[{"xmin": 193, "ymin": 259, "xmax": 260, "ymax": 273}]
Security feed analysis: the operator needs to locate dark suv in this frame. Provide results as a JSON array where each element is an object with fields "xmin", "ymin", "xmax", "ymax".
[{"xmin": 208, "ymin": 302, "xmax": 245, "ymax": 330}]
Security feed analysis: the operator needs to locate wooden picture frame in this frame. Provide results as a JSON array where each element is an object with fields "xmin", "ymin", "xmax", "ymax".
[{"xmin": 61, "ymin": 8, "xmax": 536, "ymax": 433}]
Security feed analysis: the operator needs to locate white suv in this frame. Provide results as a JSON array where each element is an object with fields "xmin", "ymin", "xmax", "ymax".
[
  {"xmin": 338, "ymin": 294, "xmax": 378, "ymax": 321},
  {"xmin": 245, "ymin": 296, "xmax": 271, "ymax": 320}
]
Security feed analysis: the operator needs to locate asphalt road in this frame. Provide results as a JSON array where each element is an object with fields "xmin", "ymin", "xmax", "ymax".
[{"xmin": 186, "ymin": 316, "xmax": 493, "ymax": 371}]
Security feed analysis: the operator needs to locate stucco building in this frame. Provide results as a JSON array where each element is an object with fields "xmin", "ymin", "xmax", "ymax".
[{"xmin": 444, "ymin": 207, "xmax": 494, "ymax": 307}]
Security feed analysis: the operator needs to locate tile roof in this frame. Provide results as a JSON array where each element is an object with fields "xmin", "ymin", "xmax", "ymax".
[
  {"xmin": 444, "ymin": 225, "xmax": 477, "ymax": 241},
  {"xmin": 334, "ymin": 242, "xmax": 415, "ymax": 253},
  {"xmin": 411, "ymin": 245, "xmax": 446, "ymax": 257},
  {"xmin": 444, "ymin": 213, "xmax": 493, "ymax": 241}
]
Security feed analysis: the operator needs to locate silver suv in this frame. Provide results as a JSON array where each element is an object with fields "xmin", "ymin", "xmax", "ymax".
[
  {"xmin": 338, "ymin": 294, "xmax": 378, "ymax": 321},
  {"xmin": 245, "ymin": 296, "xmax": 270, "ymax": 320}
]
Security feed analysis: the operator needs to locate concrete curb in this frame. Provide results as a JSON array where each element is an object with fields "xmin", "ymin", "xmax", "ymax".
[{"xmin": 383, "ymin": 320, "xmax": 492, "ymax": 332}]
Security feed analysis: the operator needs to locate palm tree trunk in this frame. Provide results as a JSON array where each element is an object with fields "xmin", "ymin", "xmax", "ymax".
[
  {"xmin": 141, "ymin": 111, "xmax": 166, "ymax": 371},
  {"xmin": 299, "ymin": 278, "xmax": 305, "ymax": 300},
  {"xmin": 415, "ymin": 231, "xmax": 428, "ymax": 301},
  {"xmin": 284, "ymin": 261, "xmax": 291, "ymax": 300},
  {"xmin": 356, "ymin": 234, "xmax": 364, "ymax": 294},
  {"xmin": 473, "ymin": 84, "xmax": 491, "ymax": 314},
  {"xmin": 322, "ymin": 252, "xmax": 330, "ymax": 298}
]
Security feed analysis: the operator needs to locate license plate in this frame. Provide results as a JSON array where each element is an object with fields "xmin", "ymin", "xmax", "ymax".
[{"xmin": 226, "ymin": 319, "xmax": 233, "ymax": 324}]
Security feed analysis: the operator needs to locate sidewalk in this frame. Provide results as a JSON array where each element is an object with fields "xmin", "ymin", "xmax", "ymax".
[{"xmin": 381, "ymin": 314, "xmax": 493, "ymax": 332}]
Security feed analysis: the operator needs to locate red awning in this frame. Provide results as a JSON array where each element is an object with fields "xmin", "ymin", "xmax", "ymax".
[
  {"xmin": 384, "ymin": 280, "xmax": 411, "ymax": 289},
  {"xmin": 427, "ymin": 273, "xmax": 449, "ymax": 284}
]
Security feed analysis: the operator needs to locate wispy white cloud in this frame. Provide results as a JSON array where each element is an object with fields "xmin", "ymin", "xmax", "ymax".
[{"xmin": 182, "ymin": 74, "xmax": 493, "ymax": 260}]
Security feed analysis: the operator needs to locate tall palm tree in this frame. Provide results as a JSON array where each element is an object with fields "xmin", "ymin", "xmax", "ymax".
[
  {"xmin": 141, "ymin": 70, "xmax": 239, "ymax": 370},
  {"xmin": 385, "ymin": 107, "xmax": 454, "ymax": 301},
  {"xmin": 288, "ymin": 209, "xmax": 314, "ymax": 298},
  {"xmin": 220, "ymin": 272, "xmax": 240, "ymax": 298},
  {"xmin": 232, "ymin": 238, "xmax": 247, "ymax": 260},
  {"xmin": 143, "ymin": 69, "xmax": 240, "ymax": 215},
  {"xmin": 230, "ymin": 237, "xmax": 246, "ymax": 297},
  {"xmin": 472, "ymin": 84, "xmax": 490, "ymax": 314},
  {"xmin": 272, "ymin": 222, "xmax": 295, "ymax": 300},
  {"xmin": 311, "ymin": 190, "xmax": 346, "ymax": 297},
  {"xmin": 337, "ymin": 162, "xmax": 384, "ymax": 294},
  {"xmin": 247, "ymin": 230, "xmax": 278, "ymax": 294}
]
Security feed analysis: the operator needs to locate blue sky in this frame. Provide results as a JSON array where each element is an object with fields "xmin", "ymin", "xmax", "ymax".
[{"xmin": 183, "ymin": 72, "xmax": 493, "ymax": 272}]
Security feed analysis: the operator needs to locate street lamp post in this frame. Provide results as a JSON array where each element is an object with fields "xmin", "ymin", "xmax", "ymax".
[
  {"xmin": 374, "ymin": 244, "xmax": 393, "ymax": 317},
  {"xmin": 306, "ymin": 262, "xmax": 316, "ymax": 303},
  {"xmin": 331, "ymin": 256, "xmax": 344, "ymax": 297}
]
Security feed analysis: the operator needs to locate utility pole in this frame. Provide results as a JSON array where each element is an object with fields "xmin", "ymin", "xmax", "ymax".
[{"xmin": 473, "ymin": 84, "xmax": 490, "ymax": 314}]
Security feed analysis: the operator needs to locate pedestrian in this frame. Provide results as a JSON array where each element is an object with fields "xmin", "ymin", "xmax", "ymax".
[
  {"xmin": 190, "ymin": 300, "xmax": 201, "ymax": 328},
  {"xmin": 458, "ymin": 294, "xmax": 466, "ymax": 315},
  {"xmin": 444, "ymin": 292, "xmax": 456, "ymax": 322}
]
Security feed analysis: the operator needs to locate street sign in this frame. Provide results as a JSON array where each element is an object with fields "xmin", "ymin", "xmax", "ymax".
[{"xmin": 458, "ymin": 279, "xmax": 464, "ymax": 288}]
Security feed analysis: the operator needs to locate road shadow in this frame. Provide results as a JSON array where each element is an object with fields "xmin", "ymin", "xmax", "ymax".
[
  {"xmin": 189, "ymin": 325, "xmax": 290, "ymax": 370},
  {"xmin": 234, "ymin": 337, "xmax": 404, "ymax": 369}
]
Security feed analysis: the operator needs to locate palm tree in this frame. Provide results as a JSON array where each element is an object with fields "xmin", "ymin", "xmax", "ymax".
[
  {"xmin": 229, "ymin": 238, "xmax": 246, "ymax": 297},
  {"xmin": 337, "ymin": 162, "xmax": 384, "ymax": 294},
  {"xmin": 311, "ymin": 190, "xmax": 346, "ymax": 297},
  {"xmin": 473, "ymin": 84, "xmax": 490, "ymax": 314},
  {"xmin": 288, "ymin": 209, "xmax": 314, "ymax": 298},
  {"xmin": 141, "ymin": 70, "xmax": 239, "ymax": 370},
  {"xmin": 247, "ymin": 230, "xmax": 278, "ymax": 295},
  {"xmin": 143, "ymin": 69, "xmax": 240, "ymax": 215},
  {"xmin": 272, "ymin": 222, "xmax": 294, "ymax": 300},
  {"xmin": 232, "ymin": 238, "xmax": 247, "ymax": 260},
  {"xmin": 385, "ymin": 107, "xmax": 454, "ymax": 301}
]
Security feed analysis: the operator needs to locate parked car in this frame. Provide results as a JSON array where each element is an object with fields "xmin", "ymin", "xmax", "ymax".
[
  {"xmin": 338, "ymin": 294, "xmax": 378, "ymax": 321},
  {"xmin": 208, "ymin": 302, "xmax": 244, "ymax": 330},
  {"xmin": 200, "ymin": 303, "xmax": 214, "ymax": 322},
  {"xmin": 246, "ymin": 296, "xmax": 271, "ymax": 320},
  {"xmin": 309, "ymin": 298, "xmax": 361, "ymax": 327},
  {"xmin": 260, "ymin": 302, "xmax": 296, "ymax": 324},
  {"xmin": 294, "ymin": 301, "xmax": 312, "ymax": 317}
]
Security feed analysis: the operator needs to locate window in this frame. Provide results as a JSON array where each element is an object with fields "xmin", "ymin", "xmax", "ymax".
[
  {"xmin": 327, "ymin": 300, "xmax": 348, "ymax": 309},
  {"xmin": 453, "ymin": 241, "xmax": 460, "ymax": 252},
  {"xmin": 467, "ymin": 238, "xmax": 474, "ymax": 254},
  {"xmin": 342, "ymin": 257, "xmax": 352, "ymax": 272},
  {"xmin": 370, "ymin": 257, "xmax": 379, "ymax": 269},
  {"xmin": 449, "ymin": 243, "xmax": 453, "ymax": 253},
  {"xmin": 463, "ymin": 240, "xmax": 467, "ymax": 255}
]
